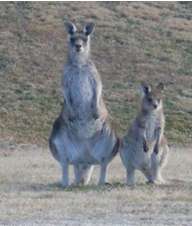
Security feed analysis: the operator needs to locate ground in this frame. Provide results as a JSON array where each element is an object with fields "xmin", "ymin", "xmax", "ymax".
[
  {"xmin": 0, "ymin": 144, "xmax": 191, "ymax": 226},
  {"xmin": 0, "ymin": 2, "xmax": 192, "ymax": 226}
]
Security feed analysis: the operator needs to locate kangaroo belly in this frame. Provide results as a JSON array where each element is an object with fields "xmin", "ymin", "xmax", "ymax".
[
  {"xmin": 68, "ymin": 146, "xmax": 99, "ymax": 165},
  {"xmin": 133, "ymin": 146, "xmax": 151, "ymax": 169},
  {"xmin": 52, "ymin": 131, "xmax": 98, "ymax": 164},
  {"xmin": 121, "ymin": 138, "xmax": 152, "ymax": 170},
  {"xmin": 52, "ymin": 122, "xmax": 115, "ymax": 165}
]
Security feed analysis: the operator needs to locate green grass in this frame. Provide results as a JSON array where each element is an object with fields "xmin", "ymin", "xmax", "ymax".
[{"xmin": 0, "ymin": 2, "xmax": 192, "ymax": 145}]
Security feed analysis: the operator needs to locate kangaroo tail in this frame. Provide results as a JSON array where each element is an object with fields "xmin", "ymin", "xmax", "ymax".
[
  {"xmin": 49, "ymin": 138, "xmax": 60, "ymax": 162},
  {"xmin": 160, "ymin": 144, "xmax": 169, "ymax": 168},
  {"xmin": 159, "ymin": 137, "xmax": 169, "ymax": 168}
]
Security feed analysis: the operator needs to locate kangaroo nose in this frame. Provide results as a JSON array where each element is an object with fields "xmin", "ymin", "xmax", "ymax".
[
  {"xmin": 153, "ymin": 104, "xmax": 158, "ymax": 109},
  {"xmin": 75, "ymin": 44, "xmax": 82, "ymax": 51}
]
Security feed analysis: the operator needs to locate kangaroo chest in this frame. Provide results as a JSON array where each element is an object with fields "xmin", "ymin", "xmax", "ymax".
[
  {"xmin": 68, "ymin": 67, "xmax": 94, "ymax": 110},
  {"xmin": 145, "ymin": 114, "xmax": 158, "ymax": 142}
]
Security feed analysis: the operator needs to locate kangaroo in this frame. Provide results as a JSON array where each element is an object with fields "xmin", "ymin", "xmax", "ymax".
[
  {"xmin": 120, "ymin": 82, "xmax": 169, "ymax": 186},
  {"xmin": 49, "ymin": 21, "xmax": 119, "ymax": 187}
]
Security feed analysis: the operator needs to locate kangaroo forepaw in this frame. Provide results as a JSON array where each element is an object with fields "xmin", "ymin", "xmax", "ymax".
[{"xmin": 143, "ymin": 139, "xmax": 149, "ymax": 152}]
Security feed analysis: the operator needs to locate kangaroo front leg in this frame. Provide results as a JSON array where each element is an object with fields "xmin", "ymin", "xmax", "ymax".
[
  {"xmin": 143, "ymin": 137, "xmax": 149, "ymax": 153},
  {"xmin": 154, "ymin": 127, "xmax": 161, "ymax": 154},
  {"xmin": 91, "ymin": 78, "xmax": 101, "ymax": 119},
  {"xmin": 98, "ymin": 162, "xmax": 108, "ymax": 185},
  {"xmin": 61, "ymin": 163, "xmax": 69, "ymax": 188}
]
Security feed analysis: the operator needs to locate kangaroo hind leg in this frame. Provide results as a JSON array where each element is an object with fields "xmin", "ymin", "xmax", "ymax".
[
  {"xmin": 74, "ymin": 164, "xmax": 94, "ymax": 186},
  {"xmin": 151, "ymin": 152, "xmax": 165, "ymax": 184}
]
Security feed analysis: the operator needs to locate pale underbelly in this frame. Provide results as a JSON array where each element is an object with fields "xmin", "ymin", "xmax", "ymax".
[
  {"xmin": 67, "ymin": 149, "xmax": 99, "ymax": 165},
  {"xmin": 53, "ymin": 134, "xmax": 99, "ymax": 164},
  {"xmin": 52, "ymin": 127, "xmax": 109, "ymax": 165}
]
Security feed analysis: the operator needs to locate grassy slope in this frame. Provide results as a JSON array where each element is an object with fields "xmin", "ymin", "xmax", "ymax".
[{"xmin": 0, "ymin": 2, "xmax": 192, "ymax": 145}]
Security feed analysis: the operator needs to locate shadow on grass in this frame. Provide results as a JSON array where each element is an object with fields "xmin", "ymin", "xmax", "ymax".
[
  {"xmin": 15, "ymin": 181, "xmax": 138, "ymax": 193},
  {"xmin": 4, "ymin": 179, "xmax": 192, "ymax": 193},
  {"xmin": 28, "ymin": 182, "xmax": 128, "ymax": 193},
  {"xmin": 29, "ymin": 180, "xmax": 187, "ymax": 191}
]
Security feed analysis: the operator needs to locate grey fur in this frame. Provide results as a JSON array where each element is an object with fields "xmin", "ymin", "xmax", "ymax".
[
  {"xmin": 49, "ymin": 22, "xmax": 119, "ymax": 187},
  {"xmin": 120, "ymin": 83, "xmax": 169, "ymax": 186}
]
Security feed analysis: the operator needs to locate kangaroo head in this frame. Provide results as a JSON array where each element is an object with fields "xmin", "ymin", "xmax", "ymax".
[
  {"xmin": 140, "ymin": 82, "xmax": 164, "ymax": 112},
  {"xmin": 65, "ymin": 21, "xmax": 95, "ymax": 63}
]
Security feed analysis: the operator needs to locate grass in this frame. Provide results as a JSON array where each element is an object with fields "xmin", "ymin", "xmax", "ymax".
[
  {"xmin": 0, "ymin": 145, "xmax": 192, "ymax": 225},
  {"xmin": 0, "ymin": 2, "xmax": 192, "ymax": 145}
]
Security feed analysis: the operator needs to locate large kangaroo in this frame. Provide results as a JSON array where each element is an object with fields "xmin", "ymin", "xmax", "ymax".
[
  {"xmin": 120, "ymin": 82, "xmax": 169, "ymax": 186},
  {"xmin": 49, "ymin": 22, "xmax": 119, "ymax": 187}
]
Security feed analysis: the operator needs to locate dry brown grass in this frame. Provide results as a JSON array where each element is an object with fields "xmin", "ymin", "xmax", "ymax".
[
  {"xmin": 116, "ymin": 3, "xmax": 161, "ymax": 21},
  {"xmin": 0, "ymin": 2, "xmax": 192, "ymax": 145},
  {"xmin": 166, "ymin": 17, "xmax": 192, "ymax": 31},
  {"xmin": 0, "ymin": 4, "xmax": 192, "ymax": 225},
  {"xmin": 0, "ymin": 144, "xmax": 192, "ymax": 225}
]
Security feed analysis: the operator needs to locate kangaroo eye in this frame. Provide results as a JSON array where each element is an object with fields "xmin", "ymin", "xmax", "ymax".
[
  {"xmin": 70, "ymin": 37, "xmax": 75, "ymax": 44},
  {"xmin": 148, "ymin": 97, "xmax": 153, "ymax": 103}
]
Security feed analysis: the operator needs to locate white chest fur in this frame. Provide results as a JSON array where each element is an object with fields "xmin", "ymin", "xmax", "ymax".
[
  {"xmin": 70, "ymin": 68, "xmax": 94, "ymax": 106},
  {"xmin": 145, "ymin": 113, "xmax": 157, "ymax": 142},
  {"xmin": 64, "ymin": 65, "xmax": 95, "ymax": 116}
]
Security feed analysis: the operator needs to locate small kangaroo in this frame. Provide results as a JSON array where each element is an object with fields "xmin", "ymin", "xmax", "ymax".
[
  {"xmin": 49, "ymin": 21, "xmax": 119, "ymax": 187},
  {"xmin": 120, "ymin": 82, "xmax": 169, "ymax": 186}
]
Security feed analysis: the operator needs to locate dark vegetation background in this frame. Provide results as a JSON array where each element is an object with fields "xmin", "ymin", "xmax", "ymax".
[{"xmin": 0, "ymin": 2, "xmax": 192, "ymax": 145}]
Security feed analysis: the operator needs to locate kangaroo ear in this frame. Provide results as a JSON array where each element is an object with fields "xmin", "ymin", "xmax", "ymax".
[
  {"xmin": 141, "ymin": 82, "xmax": 151, "ymax": 96},
  {"xmin": 83, "ymin": 22, "xmax": 95, "ymax": 36},
  {"xmin": 65, "ymin": 21, "xmax": 77, "ymax": 35},
  {"xmin": 156, "ymin": 82, "xmax": 164, "ymax": 91}
]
